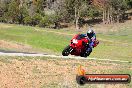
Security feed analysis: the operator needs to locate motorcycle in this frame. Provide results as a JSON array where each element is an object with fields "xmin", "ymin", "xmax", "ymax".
[
  {"xmin": 62, "ymin": 34, "xmax": 99, "ymax": 57},
  {"xmin": 62, "ymin": 34, "xmax": 90, "ymax": 57}
]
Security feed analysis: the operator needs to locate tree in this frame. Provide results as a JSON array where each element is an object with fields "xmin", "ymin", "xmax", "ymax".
[
  {"xmin": 93, "ymin": 0, "xmax": 128, "ymax": 24},
  {"xmin": 7, "ymin": 0, "xmax": 20, "ymax": 23},
  {"xmin": 36, "ymin": 0, "xmax": 46, "ymax": 15},
  {"xmin": 0, "ymin": 0, "xmax": 131, "ymax": 27},
  {"xmin": 32, "ymin": 13, "xmax": 42, "ymax": 26},
  {"xmin": 109, "ymin": 0, "xmax": 128, "ymax": 23},
  {"xmin": 54, "ymin": 0, "xmax": 92, "ymax": 30},
  {"xmin": 18, "ymin": 7, "xmax": 29, "ymax": 24},
  {"xmin": 0, "ymin": 0, "xmax": 11, "ymax": 22},
  {"xmin": 126, "ymin": 0, "xmax": 132, "ymax": 8},
  {"xmin": 24, "ymin": 16, "xmax": 32, "ymax": 25}
]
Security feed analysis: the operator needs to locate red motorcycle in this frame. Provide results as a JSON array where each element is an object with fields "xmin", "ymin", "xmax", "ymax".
[{"xmin": 62, "ymin": 34, "xmax": 90, "ymax": 57}]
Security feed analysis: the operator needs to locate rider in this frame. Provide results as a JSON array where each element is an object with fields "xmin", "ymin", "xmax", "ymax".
[{"xmin": 85, "ymin": 28, "xmax": 96, "ymax": 56}]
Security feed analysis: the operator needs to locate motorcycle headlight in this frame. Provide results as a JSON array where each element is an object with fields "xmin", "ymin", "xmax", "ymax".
[{"xmin": 72, "ymin": 39, "xmax": 78, "ymax": 44}]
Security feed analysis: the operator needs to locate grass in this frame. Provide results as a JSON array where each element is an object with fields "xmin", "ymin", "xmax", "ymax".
[
  {"xmin": 91, "ymin": 26, "xmax": 132, "ymax": 61},
  {"xmin": 0, "ymin": 23, "xmax": 132, "ymax": 62},
  {"xmin": 0, "ymin": 23, "xmax": 71, "ymax": 53}
]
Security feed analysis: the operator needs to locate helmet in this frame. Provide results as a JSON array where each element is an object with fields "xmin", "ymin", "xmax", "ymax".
[{"xmin": 87, "ymin": 29, "xmax": 94, "ymax": 38}]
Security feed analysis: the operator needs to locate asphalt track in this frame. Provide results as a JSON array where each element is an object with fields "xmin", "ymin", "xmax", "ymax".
[{"xmin": 0, "ymin": 50, "xmax": 130, "ymax": 63}]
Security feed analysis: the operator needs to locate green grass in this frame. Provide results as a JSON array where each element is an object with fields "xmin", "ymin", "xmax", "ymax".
[
  {"xmin": 91, "ymin": 28, "xmax": 132, "ymax": 61},
  {"xmin": 0, "ymin": 23, "xmax": 132, "ymax": 61},
  {"xmin": 0, "ymin": 24, "xmax": 71, "ymax": 53}
]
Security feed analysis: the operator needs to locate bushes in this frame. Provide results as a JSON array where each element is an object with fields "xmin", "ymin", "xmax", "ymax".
[
  {"xmin": 32, "ymin": 13, "xmax": 42, "ymax": 26},
  {"xmin": 0, "ymin": 17, "xmax": 6, "ymax": 22},
  {"xmin": 24, "ymin": 16, "xmax": 32, "ymax": 25},
  {"xmin": 24, "ymin": 14, "xmax": 42, "ymax": 26},
  {"xmin": 23, "ymin": 14, "xmax": 60, "ymax": 28},
  {"xmin": 38, "ymin": 15, "xmax": 53, "ymax": 27},
  {"xmin": 39, "ymin": 14, "xmax": 60, "ymax": 28}
]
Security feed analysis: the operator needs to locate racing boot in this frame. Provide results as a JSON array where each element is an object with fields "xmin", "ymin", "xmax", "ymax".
[{"xmin": 86, "ymin": 47, "xmax": 92, "ymax": 56}]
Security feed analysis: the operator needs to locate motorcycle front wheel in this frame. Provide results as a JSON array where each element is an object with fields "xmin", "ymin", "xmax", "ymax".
[{"xmin": 62, "ymin": 45, "xmax": 72, "ymax": 56}]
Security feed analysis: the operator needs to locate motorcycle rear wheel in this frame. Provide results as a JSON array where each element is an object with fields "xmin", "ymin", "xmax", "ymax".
[{"xmin": 80, "ymin": 52, "xmax": 88, "ymax": 57}]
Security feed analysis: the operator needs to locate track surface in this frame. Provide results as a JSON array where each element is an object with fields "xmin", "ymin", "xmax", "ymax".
[{"xmin": 0, "ymin": 50, "xmax": 130, "ymax": 63}]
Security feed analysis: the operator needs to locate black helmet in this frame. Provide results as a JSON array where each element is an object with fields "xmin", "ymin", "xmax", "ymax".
[{"xmin": 87, "ymin": 29, "xmax": 94, "ymax": 38}]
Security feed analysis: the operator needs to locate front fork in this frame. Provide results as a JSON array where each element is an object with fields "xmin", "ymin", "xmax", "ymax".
[{"xmin": 69, "ymin": 47, "xmax": 73, "ymax": 53}]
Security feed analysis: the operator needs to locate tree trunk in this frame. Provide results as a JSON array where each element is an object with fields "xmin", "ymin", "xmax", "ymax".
[
  {"xmin": 117, "ymin": 8, "xmax": 120, "ymax": 23},
  {"xmin": 29, "ymin": 4, "xmax": 35, "ymax": 17},
  {"xmin": 103, "ymin": 8, "xmax": 107, "ymax": 24},
  {"xmin": 108, "ymin": 8, "xmax": 110, "ymax": 24},
  {"xmin": 110, "ymin": 6, "xmax": 113, "ymax": 24},
  {"xmin": 103, "ymin": 8, "xmax": 105, "ymax": 24},
  {"xmin": 75, "ymin": 7, "xmax": 79, "ymax": 30}
]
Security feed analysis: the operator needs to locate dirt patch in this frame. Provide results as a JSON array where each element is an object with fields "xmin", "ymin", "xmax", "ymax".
[
  {"xmin": 0, "ymin": 57, "xmax": 131, "ymax": 88},
  {"xmin": 0, "ymin": 40, "xmax": 35, "ymax": 53},
  {"xmin": 0, "ymin": 24, "xmax": 13, "ymax": 29}
]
